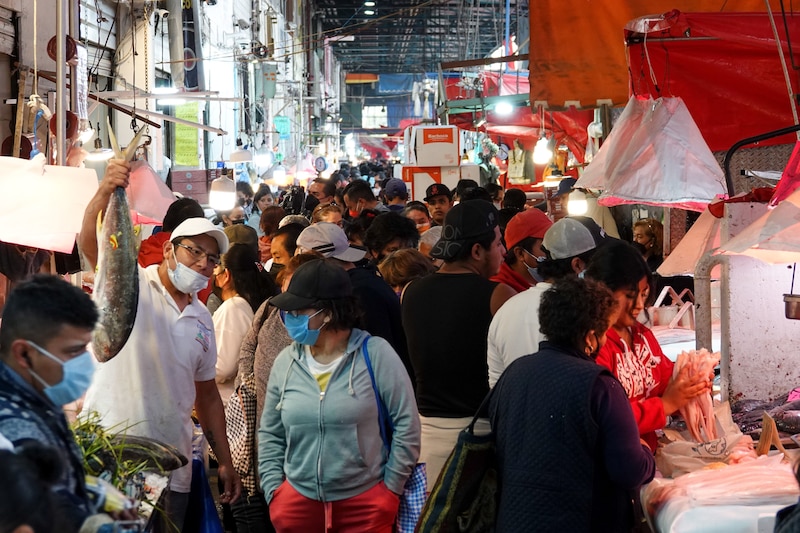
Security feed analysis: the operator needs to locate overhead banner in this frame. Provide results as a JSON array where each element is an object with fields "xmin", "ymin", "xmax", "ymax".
[
  {"xmin": 263, "ymin": 63, "xmax": 277, "ymax": 99},
  {"xmin": 174, "ymin": 102, "xmax": 200, "ymax": 166},
  {"xmin": 274, "ymin": 115, "xmax": 290, "ymax": 141}
]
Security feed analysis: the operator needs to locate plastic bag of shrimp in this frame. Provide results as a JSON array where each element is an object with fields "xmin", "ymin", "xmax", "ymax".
[{"xmin": 656, "ymin": 401, "xmax": 757, "ymax": 478}]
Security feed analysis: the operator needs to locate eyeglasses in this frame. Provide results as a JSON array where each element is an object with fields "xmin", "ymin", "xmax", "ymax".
[{"xmin": 175, "ymin": 242, "xmax": 221, "ymax": 266}]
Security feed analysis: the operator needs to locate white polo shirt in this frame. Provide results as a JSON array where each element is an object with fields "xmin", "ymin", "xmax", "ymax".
[
  {"xmin": 83, "ymin": 264, "xmax": 217, "ymax": 492},
  {"xmin": 486, "ymin": 282, "xmax": 551, "ymax": 388}
]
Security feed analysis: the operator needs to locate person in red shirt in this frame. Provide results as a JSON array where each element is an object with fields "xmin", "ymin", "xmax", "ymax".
[
  {"xmin": 491, "ymin": 208, "xmax": 553, "ymax": 292},
  {"xmin": 586, "ymin": 240, "xmax": 710, "ymax": 451}
]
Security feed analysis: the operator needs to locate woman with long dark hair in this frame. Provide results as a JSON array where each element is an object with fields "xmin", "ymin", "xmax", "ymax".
[
  {"xmin": 213, "ymin": 243, "xmax": 278, "ymax": 403},
  {"xmin": 585, "ymin": 240, "xmax": 710, "ymax": 451}
]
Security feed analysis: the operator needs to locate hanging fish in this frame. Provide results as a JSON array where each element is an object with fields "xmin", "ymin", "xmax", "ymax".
[{"xmin": 91, "ymin": 122, "xmax": 147, "ymax": 362}]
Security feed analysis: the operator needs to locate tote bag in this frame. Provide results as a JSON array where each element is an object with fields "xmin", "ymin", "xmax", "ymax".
[
  {"xmin": 361, "ymin": 337, "xmax": 428, "ymax": 533},
  {"xmin": 415, "ymin": 390, "xmax": 497, "ymax": 533}
]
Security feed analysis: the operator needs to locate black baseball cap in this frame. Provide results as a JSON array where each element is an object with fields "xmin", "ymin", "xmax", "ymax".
[
  {"xmin": 430, "ymin": 200, "xmax": 498, "ymax": 260},
  {"xmin": 424, "ymin": 183, "xmax": 453, "ymax": 202},
  {"xmin": 269, "ymin": 259, "xmax": 352, "ymax": 311}
]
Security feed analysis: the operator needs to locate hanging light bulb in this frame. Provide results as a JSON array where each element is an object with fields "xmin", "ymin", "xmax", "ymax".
[
  {"xmin": 209, "ymin": 173, "xmax": 237, "ymax": 210},
  {"xmin": 494, "ymin": 101, "xmax": 513, "ymax": 116},
  {"xmin": 271, "ymin": 163, "xmax": 287, "ymax": 187},
  {"xmin": 84, "ymin": 121, "xmax": 113, "ymax": 161},
  {"xmin": 567, "ymin": 189, "xmax": 589, "ymax": 215},
  {"xmin": 533, "ymin": 134, "xmax": 553, "ymax": 165},
  {"xmin": 229, "ymin": 138, "xmax": 253, "ymax": 162}
]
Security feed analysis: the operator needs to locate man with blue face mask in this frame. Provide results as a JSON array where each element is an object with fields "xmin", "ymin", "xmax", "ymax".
[
  {"xmin": 78, "ymin": 160, "xmax": 242, "ymax": 532},
  {"xmin": 0, "ymin": 274, "xmax": 131, "ymax": 532}
]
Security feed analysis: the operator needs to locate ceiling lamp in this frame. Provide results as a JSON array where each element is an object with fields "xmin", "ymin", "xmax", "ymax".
[
  {"xmin": 85, "ymin": 137, "xmax": 114, "ymax": 161},
  {"xmin": 229, "ymin": 138, "xmax": 253, "ymax": 162},
  {"xmin": 495, "ymin": 101, "xmax": 513, "ymax": 116},
  {"xmin": 567, "ymin": 189, "xmax": 589, "ymax": 215},
  {"xmin": 533, "ymin": 134, "xmax": 554, "ymax": 165},
  {"xmin": 364, "ymin": 9, "xmax": 375, "ymax": 15},
  {"xmin": 84, "ymin": 122, "xmax": 113, "ymax": 161},
  {"xmin": 208, "ymin": 173, "xmax": 237, "ymax": 211},
  {"xmin": 365, "ymin": 1, "xmax": 376, "ymax": 5}
]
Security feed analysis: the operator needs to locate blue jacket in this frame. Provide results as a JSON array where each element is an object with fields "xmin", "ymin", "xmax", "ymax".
[
  {"xmin": 257, "ymin": 329, "xmax": 420, "ymax": 502},
  {"xmin": 0, "ymin": 361, "xmax": 92, "ymax": 532}
]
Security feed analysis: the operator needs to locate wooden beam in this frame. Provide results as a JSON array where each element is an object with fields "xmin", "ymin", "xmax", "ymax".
[{"xmin": 440, "ymin": 53, "xmax": 529, "ymax": 70}]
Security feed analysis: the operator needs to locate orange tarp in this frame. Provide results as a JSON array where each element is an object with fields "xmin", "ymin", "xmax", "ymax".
[{"xmin": 529, "ymin": 0, "xmax": 779, "ymax": 109}]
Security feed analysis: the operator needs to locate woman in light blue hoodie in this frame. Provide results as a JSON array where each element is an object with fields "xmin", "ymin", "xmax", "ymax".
[{"xmin": 258, "ymin": 259, "xmax": 420, "ymax": 532}]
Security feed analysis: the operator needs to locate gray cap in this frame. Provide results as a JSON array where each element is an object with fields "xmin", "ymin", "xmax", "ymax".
[{"xmin": 542, "ymin": 216, "xmax": 608, "ymax": 260}]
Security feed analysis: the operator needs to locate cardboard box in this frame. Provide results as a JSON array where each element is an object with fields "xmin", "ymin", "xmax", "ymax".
[
  {"xmin": 170, "ymin": 170, "xmax": 208, "ymax": 204},
  {"xmin": 402, "ymin": 166, "xmax": 461, "ymax": 202},
  {"xmin": 407, "ymin": 125, "xmax": 460, "ymax": 167},
  {"xmin": 459, "ymin": 163, "xmax": 480, "ymax": 183}
]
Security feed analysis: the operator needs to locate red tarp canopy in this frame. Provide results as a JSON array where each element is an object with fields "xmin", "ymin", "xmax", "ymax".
[
  {"xmin": 529, "ymin": 0, "xmax": 778, "ymax": 109},
  {"xmin": 450, "ymin": 107, "xmax": 593, "ymax": 161},
  {"xmin": 626, "ymin": 10, "xmax": 800, "ymax": 151}
]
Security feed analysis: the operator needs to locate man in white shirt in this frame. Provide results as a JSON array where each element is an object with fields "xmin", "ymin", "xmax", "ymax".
[
  {"xmin": 487, "ymin": 216, "xmax": 611, "ymax": 387},
  {"xmin": 78, "ymin": 159, "xmax": 242, "ymax": 531}
]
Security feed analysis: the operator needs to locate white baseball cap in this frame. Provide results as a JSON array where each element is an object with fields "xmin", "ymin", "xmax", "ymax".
[
  {"xmin": 297, "ymin": 222, "xmax": 367, "ymax": 263},
  {"xmin": 171, "ymin": 217, "xmax": 229, "ymax": 254}
]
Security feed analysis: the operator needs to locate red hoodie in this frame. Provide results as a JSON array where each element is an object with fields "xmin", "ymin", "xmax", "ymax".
[
  {"xmin": 138, "ymin": 232, "xmax": 171, "ymax": 267},
  {"xmin": 490, "ymin": 262, "xmax": 531, "ymax": 294},
  {"xmin": 596, "ymin": 322, "xmax": 674, "ymax": 451}
]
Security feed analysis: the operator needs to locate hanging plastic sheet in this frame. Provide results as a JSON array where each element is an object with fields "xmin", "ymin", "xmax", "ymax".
[
  {"xmin": 718, "ymin": 186, "xmax": 800, "ymax": 264},
  {"xmin": 575, "ymin": 95, "xmax": 727, "ymax": 211},
  {"xmin": 0, "ymin": 156, "xmax": 97, "ymax": 253},
  {"xmin": 770, "ymin": 141, "xmax": 800, "ymax": 207}
]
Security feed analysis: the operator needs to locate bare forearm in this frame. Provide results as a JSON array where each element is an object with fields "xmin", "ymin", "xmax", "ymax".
[{"xmin": 195, "ymin": 382, "xmax": 234, "ymax": 467}]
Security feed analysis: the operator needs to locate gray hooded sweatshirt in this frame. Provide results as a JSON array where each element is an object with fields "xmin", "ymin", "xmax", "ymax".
[{"xmin": 258, "ymin": 328, "xmax": 420, "ymax": 502}]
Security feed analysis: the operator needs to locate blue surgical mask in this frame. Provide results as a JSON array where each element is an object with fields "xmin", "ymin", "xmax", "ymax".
[
  {"xmin": 26, "ymin": 340, "xmax": 95, "ymax": 406},
  {"xmin": 523, "ymin": 250, "xmax": 546, "ymax": 284},
  {"xmin": 168, "ymin": 245, "xmax": 211, "ymax": 294},
  {"xmin": 280, "ymin": 309, "xmax": 326, "ymax": 345}
]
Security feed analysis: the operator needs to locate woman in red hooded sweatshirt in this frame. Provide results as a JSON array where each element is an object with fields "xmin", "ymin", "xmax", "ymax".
[{"xmin": 585, "ymin": 240, "xmax": 711, "ymax": 451}]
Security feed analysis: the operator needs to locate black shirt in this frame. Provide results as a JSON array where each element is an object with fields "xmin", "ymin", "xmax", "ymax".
[{"xmin": 402, "ymin": 272, "xmax": 497, "ymax": 417}]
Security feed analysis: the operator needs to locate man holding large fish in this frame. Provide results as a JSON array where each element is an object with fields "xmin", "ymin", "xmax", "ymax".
[{"xmin": 78, "ymin": 159, "xmax": 242, "ymax": 531}]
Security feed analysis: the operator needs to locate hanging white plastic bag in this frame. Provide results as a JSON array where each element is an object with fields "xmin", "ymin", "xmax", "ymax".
[{"xmin": 576, "ymin": 95, "xmax": 726, "ymax": 212}]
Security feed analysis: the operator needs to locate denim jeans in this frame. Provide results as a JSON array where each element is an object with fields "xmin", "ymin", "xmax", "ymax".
[{"xmin": 231, "ymin": 490, "xmax": 275, "ymax": 533}]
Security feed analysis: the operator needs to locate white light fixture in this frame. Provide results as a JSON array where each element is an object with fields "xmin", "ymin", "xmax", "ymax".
[
  {"xmin": 533, "ymin": 135, "xmax": 553, "ymax": 165},
  {"xmin": 494, "ymin": 101, "xmax": 513, "ymax": 116},
  {"xmin": 209, "ymin": 174, "xmax": 237, "ymax": 211},
  {"xmin": 229, "ymin": 138, "xmax": 253, "ymax": 162},
  {"xmin": 84, "ymin": 137, "xmax": 114, "ymax": 161},
  {"xmin": 271, "ymin": 163, "xmax": 288, "ymax": 187},
  {"xmin": 364, "ymin": 1, "xmax": 375, "ymax": 5},
  {"xmin": 567, "ymin": 189, "xmax": 588, "ymax": 215},
  {"xmin": 254, "ymin": 144, "xmax": 273, "ymax": 168},
  {"xmin": 364, "ymin": 9, "xmax": 375, "ymax": 15},
  {"xmin": 157, "ymin": 98, "xmax": 187, "ymax": 106}
]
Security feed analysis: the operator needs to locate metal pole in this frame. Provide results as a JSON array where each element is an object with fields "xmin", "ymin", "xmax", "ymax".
[
  {"xmin": 69, "ymin": 0, "xmax": 78, "ymax": 111},
  {"xmin": 56, "ymin": 0, "xmax": 66, "ymax": 165}
]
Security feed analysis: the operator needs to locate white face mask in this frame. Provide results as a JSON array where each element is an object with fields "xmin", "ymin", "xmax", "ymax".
[{"xmin": 168, "ymin": 245, "xmax": 210, "ymax": 294}]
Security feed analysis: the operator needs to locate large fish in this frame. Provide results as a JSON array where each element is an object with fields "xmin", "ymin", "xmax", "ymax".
[{"xmin": 91, "ymin": 123, "xmax": 147, "ymax": 362}]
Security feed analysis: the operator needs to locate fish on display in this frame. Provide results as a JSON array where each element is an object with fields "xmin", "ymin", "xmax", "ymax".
[{"xmin": 91, "ymin": 124, "xmax": 147, "ymax": 362}]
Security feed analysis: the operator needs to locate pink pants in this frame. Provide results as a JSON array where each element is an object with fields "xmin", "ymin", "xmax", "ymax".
[{"xmin": 269, "ymin": 480, "xmax": 399, "ymax": 533}]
